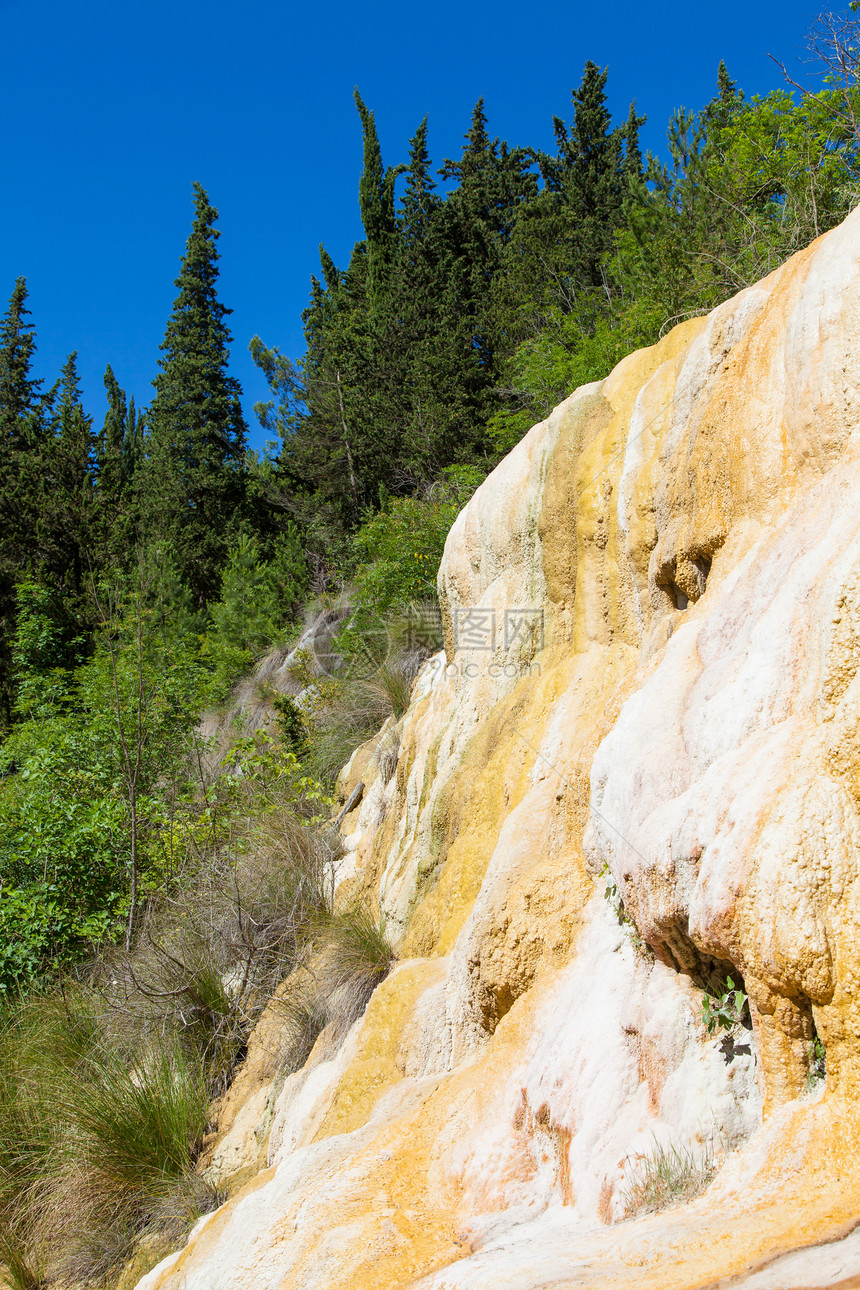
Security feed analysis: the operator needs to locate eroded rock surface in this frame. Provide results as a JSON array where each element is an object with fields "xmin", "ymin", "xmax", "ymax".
[{"xmin": 137, "ymin": 207, "xmax": 860, "ymax": 1290}]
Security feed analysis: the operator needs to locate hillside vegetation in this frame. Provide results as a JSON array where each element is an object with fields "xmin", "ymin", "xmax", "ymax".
[{"xmin": 1, "ymin": 20, "xmax": 859, "ymax": 1285}]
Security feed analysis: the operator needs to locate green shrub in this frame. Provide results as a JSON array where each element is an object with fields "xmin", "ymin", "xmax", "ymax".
[
  {"xmin": 807, "ymin": 1032, "xmax": 826, "ymax": 1089},
  {"xmin": 341, "ymin": 467, "xmax": 483, "ymax": 646},
  {"xmin": 488, "ymin": 298, "xmax": 664, "ymax": 457}
]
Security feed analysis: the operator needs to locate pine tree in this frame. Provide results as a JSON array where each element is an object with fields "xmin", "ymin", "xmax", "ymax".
[
  {"xmin": 0, "ymin": 280, "xmax": 45, "ymax": 724},
  {"xmin": 39, "ymin": 352, "xmax": 97, "ymax": 600},
  {"xmin": 143, "ymin": 182, "xmax": 248, "ymax": 604},
  {"xmin": 94, "ymin": 365, "xmax": 138, "ymax": 566}
]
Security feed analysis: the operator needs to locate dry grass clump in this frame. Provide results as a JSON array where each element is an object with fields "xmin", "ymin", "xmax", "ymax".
[
  {"xmin": 375, "ymin": 727, "xmax": 402, "ymax": 785},
  {"xmin": 301, "ymin": 608, "xmax": 432, "ymax": 788},
  {"xmin": 0, "ymin": 847, "xmax": 395, "ymax": 1287},
  {"xmin": 99, "ymin": 806, "xmax": 341, "ymax": 1095},
  {"xmin": 622, "ymin": 1138, "xmax": 718, "ymax": 1217},
  {"xmin": 0, "ymin": 991, "xmax": 221, "ymax": 1288},
  {"xmin": 312, "ymin": 906, "xmax": 394, "ymax": 1045}
]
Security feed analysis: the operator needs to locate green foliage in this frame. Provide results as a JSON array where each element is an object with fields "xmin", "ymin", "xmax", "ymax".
[
  {"xmin": 488, "ymin": 297, "xmax": 663, "ymax": 455},
  {"xmin": 10, "ymin": 579, "xmax": 86, "ymax": 718},
  {"xmin": 202, "ymin": 530, "xmax": 307, "ymax": 700},
  {"xmin": 0, "ymin": 588, "xmax": 208, "ymax": 989},
  {"xmin": 342, "ymin": 465, "xmax": 483, "ymax": 639},
  {"xmin": 808, "ymin": 1033, "xmax": 827, "ymax": 1087},
  {"xmin": 621, "ymin": 81, "xmax": 860, "ymax": 322},
  {"xmin": 142, "ymin": 182, "xmax": 248, "ymax": 605},
  {"xmin": 272, "ymin": 692, "xmax": 311, "ymax": 759},
  {"xmin": 701, "ymin": 976, "xmax": 750, "ymax": 1035},
  {"xmin": 219, "ymin": 729, "xmax": 333, "ymax": 817}
]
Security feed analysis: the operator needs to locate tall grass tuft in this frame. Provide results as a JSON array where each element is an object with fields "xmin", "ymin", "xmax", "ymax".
[
  {"xmin": 622, "ymin": 1137, "xmax": 717, "ymax": 1217},
  {"xmin": 315, "ymin": 905, "xmax": 395, "ymax": 1042},
  {"xmin": 0, "ymin": 991, "xmax": 218, "ymax": 1286},
  {"xmin": 0, "ymin": 1222, "xmax": 45, "ymax": 1290}
]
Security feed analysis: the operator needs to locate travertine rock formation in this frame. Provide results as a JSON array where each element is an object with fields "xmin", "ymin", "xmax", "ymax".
[{"xmin": 137, "ymin": 206, "xmax": 860, "ymax": 1289}]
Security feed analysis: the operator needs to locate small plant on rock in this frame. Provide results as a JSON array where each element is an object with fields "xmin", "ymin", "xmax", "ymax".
[
  {"xmin": 622, "ymin": 1137, "xmax": 718, "ymax": 1217},
  {"xmin": 807, "ymin": 1032, "xmax": 826, "ymax": 1089},
  {"xmin": 701, "ymin": 977, "xmax": 750, "ymax": 1035},
  {"xmin": 600, "ymin": 863, "xmax": 650, "ymax": 956}
]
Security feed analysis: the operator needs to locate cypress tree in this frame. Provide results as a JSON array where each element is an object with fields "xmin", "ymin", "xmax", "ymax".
[
  {"xmin": 0, "ymin": 279, "xmax": 41, "ymax": 451},
  {"xmin": 99, "ymin": 364, "xmax": 126, "ymax": 502},
  {"xmin": 143, "ymin": 182, "xmax": 248, "ymax": 604},
  {"xmin": 565, "ymin": 62, "xmax": 625, "ymax": 289},
  {"xmin": 622, "ymin": 102, "xmax": 646, "ymax": 186},
  {"xmin": 437, "ymin": 100, "xmax": 536, "ymax": 441},
  {"xmin": 401, "ymin": 117, "xmax": 437, "ymax": 242},
  {"xmin": 354, "ymin": 90, "xmax": 403, "ymax": 316}
]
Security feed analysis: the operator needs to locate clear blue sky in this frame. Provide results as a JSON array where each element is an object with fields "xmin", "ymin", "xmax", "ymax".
[{"xmin": 0, "ymin": 0, "xmax": 822, "ymax": 451}]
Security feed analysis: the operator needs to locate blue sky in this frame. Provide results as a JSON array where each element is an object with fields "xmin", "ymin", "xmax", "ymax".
[{"xmin": 0, "ymin": 0, "xmax": 823, "ymax": 451}]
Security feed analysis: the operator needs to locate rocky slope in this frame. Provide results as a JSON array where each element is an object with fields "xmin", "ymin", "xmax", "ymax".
[{"xmin": 137, "ymin": 205, "xmax": 860, "ymax": 1289}]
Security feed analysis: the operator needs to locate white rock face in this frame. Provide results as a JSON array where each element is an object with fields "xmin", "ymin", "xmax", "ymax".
[{"xmin": 137, "ymin": 208, "xmax": 860, "ymax": 1290}]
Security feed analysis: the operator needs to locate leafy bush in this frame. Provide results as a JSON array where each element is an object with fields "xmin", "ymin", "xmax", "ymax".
[
  {"xmin": 342, "ymin": 467, "xmax": 483, "ymax": 641},
  {"xmin": 488, "ymin": 298, "xmax": 664, "ymax": 456},
  {"xmin": 807, "ymin": 1032, "xmax": 826, "ymax": 1089},
  {"xmin": 0, "ymin": 594, "xmax": 208, "ymax": 990}
]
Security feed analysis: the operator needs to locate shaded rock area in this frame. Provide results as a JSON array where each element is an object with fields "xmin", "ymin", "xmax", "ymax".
[{"xmin": 136, "ymin": 207, "xmax": 860, "ymax": 1289}]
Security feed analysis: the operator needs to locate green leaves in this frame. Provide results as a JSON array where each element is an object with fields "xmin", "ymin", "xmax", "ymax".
[
  {"xmin": 701, "ymin": 976, "xmax": 750, "ymax": 1035},
  {"xmin": 0, "ymin": 588, "xmax": 209, "ymax": 988}
]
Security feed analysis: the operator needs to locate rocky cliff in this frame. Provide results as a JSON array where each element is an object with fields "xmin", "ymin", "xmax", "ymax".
[{"xmin": 136, "ymin": 205, "xmax": 860, "ymax": 1290}]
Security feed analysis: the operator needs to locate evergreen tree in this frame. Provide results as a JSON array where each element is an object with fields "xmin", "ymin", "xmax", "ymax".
[
  {"xmin": 622, "ymin": 102, "xmax": 646, "ymax": 186},
  {"xmin": 95, "ymin": 365, "xmax": 138, "ymax": 566},
  {"xmin": 354, "ymin": 90, "xmax": 404, "ymax": 316},
  {"xmin": 0, "ymin": 279, "xmax": 41, "ymax": 451},
  {"xmin": 0, "ymin": 280, "xmax": 45, "ymax": 724},
  {"xmin": 39, "ymin": 352, "xmax": 97, "ymax": 602},
  {"xmin": 142, "ymin": 182, "xmax": 248, "ymax": 604},
  {"xmin": 401, "ymin": 117, "xmax": 437, "ymax": 243},
  {"xmin": 98, "ymin": 365, "xmax": 127, "ymax": 521},
  {"xmin": 436, "ymin": 100, "xmax": 537, "ymax": 440},
  {"xmin": 552, "ymin": 62, "xmax": 625, "ymax": 289}
]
